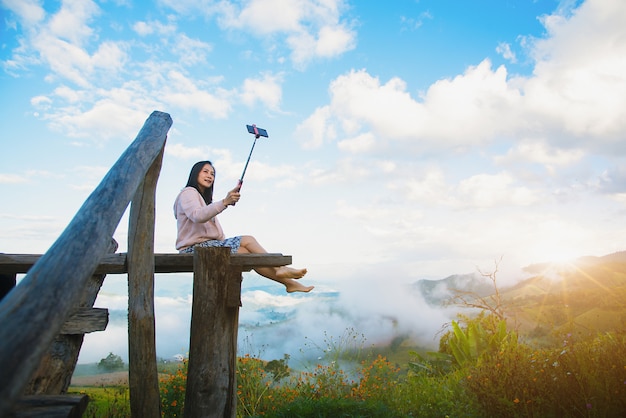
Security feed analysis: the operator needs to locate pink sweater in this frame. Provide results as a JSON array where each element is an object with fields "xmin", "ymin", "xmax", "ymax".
[{"xmin": 174, "ymin": 187, "xmax": 228, "ymax": 251}]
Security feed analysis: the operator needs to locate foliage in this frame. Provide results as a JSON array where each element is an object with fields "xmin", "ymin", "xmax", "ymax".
[
  {"xmin": 449, "ymin": 314, "xmax": 515, "ymax": 367},
  {"xmin": 464, "ymin": 331, "xmax": 626, "ymax": 417},
  {"xmin": 97, "ymin": 352, "xmax": 125, "ymax": 372},
  {"xmin": 236, "ymin": 353, "xmax": 274, "ymax": 416},
  {"xmin": 390, "ymin": 368, "xmax": 480, "ymax": 417},
  {"xmin": 159, "ymin": 358, "xmax": 187, "ymax": 417},
  {"xmin": 70, "ymin": 386, "xmax": 130, "ymax": 418},
  {"xmin": 408, "ymin": 350, "xmax": 455, "ymax": 376},
  {"xmin": 350, "ymin": 355, "xmax": 400, "ymax": 402},
  {"xmin": 264, "ymin": 354, "xmax": 290, "ymax": 381}
]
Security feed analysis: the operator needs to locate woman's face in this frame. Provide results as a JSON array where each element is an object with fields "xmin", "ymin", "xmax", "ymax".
[{"xmin": 196, "ymin": 163, "xmax": 215, "ymax": 192}]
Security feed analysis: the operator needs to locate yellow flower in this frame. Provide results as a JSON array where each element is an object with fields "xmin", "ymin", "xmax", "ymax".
[{"xmin": 514, "ymin": 398, "xmax": 520, "ymax": 404}]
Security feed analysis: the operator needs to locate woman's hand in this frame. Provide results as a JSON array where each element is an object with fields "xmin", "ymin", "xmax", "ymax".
[{"xmin": 222, "ymin": 186, "xmax": 241, "ymax": 206}]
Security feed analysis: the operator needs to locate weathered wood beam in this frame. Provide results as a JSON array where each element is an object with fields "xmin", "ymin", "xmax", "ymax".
[
  {"xmin": 0, "ymin": 252, "xmax": 293, "ymax": 274},
  {"xmin": 127, "ymin": 142, "xmax": 163, "ymax": 417},
  {"xmin": 60, "ymin": 308, "xmax": 108, "ymax": 335},
  {"xmin": 13, "ymin": 394, "xmax": 89, "ymax": 418}
]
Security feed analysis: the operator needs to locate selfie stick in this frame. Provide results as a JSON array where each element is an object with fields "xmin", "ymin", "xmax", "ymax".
[{"xmin": 238, "ymin": 124, "xmax": 268, "ymax": 191}]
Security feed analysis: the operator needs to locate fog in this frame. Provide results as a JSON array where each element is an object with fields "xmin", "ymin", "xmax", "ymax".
[{"xmin": 79, "ymin": 270, "xmax": 461, "ymax": 365}]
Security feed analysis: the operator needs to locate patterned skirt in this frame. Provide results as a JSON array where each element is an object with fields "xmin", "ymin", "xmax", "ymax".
[{"xmin": 179, "ymin": 236, "xmax": 242, "ymax": 254}]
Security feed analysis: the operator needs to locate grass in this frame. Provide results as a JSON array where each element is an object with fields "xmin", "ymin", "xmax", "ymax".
[{"xmin": 69, "ymin": 385, "xmax": 130, "ymax": 418}]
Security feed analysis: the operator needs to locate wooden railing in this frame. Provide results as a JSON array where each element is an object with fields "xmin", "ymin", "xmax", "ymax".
[{"xmin": 0, "ymin": 111, "xmax": 292, "ymax": 417}]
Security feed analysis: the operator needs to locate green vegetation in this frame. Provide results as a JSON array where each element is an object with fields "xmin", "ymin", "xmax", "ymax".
[
  {"xmin": 71, "ymin": 386, "xmax": 130, "ymax": 418},
  {"xmin": 74, "ymin": 326, "xmax": 626, "ymax": 417},
  {"xmin": 75, "ymin": 256, "xmax": 626, "ymax": 416},
  {"xmin": 153, "ymin": 325, "xmax": 626, "ymax": 417},
  {"xmin": 97, "ymin": 352, "xmax": 125, "ymax": 373}
]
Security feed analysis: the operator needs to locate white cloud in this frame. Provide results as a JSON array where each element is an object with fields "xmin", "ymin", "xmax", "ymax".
[
  {"xmin": 133, "ymin": 19, "xmax": 177, "ymax": 36},
  {"xmin": 494, "ymin": 140, "xmax": 585, "ymax": 173},
  {"xmin": 1, "ymin": 0, "xmax": 45, "ymax": 26},
  {"xmin": 401, "ymin": 168, "xmax": 452, "ymax": 205},
  {"xmin": 496, "ymin": 41, "xmax": 517, "ymax": 63},
  {"xmin": 296, "ymin": 106, "xmax": 336, "ymax": 149},
  {"xmin": 162, "ymin": 70, "xmax": 233, "ymax": 118},
  {"xmin": 288, "ymin": 22, "xmax": 356, "ymax": 67},
  {"xmin": 0, "ymin": 174, "xmax": 29, "ymax": 184},
  {"xmin": 47, "ymin": 0, "xmax": 100, "ymax": 47},
  {"xmin": 41, "ymin": 95, "xmax": 152, "ymax": 139},
  {"xmin": 227, "ymin": 0, "xmax": 304, "ymax": 33},
  {"xmin": 214, "ymin": 0, "xmax": 356, "ymax": 68},
  {"xmin": 32, "ymin": 32, "xmax": 94, "ymax": 87},
  {"xmin": 524, "ymin": 0, "xmax": 626, "ymax": 144},
  {"xmin": 297, "ymin": 62, "xmax": 522, "ymax": 151},
  {"xmin": 241, "ymin": 290, "xmax": 309, "ymax": 309},
  {"xmin": 298, "ymin": 0, "xmax": 626, "ymax": 158},
  {"xmin": 337, "ymin": 132, "xmax": 376, "ymax": 153},
  {"xmin": 31, "ymin": 95, "xmax": 52, "ymax": 107},
  {"xmin": 240, "ymin": 72, "xmax": 284, "ymax": 111},
  {"xmin": 9, "ymin": 0, "xmax": 126, "ymax": 88},
  {"xmin": 132, "ymin": 21, "xmax": 153, "ymax": 36},
  {"xmin": 174, "ymin": 34, "xmax": 213, "ymax": 66},
  {"xmin": 456, "ymin": 172, "xmax": 538, "ymax": 208},
  {"xmin": 400, "ymin": 11, "xmax": 433, "ymax": 31},
  {"xmin": 165, "ymin": 143, "xmax": 234, "ymax": 164}
]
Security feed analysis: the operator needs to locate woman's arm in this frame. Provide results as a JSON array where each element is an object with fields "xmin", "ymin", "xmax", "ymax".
[{"xmin": 178, "ymin": 188, "xmax": 227, "ymax": 223}]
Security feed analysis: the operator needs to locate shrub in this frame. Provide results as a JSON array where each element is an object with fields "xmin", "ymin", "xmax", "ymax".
[
  {"xmin": 159, "ymin": 358, "xmax": 187, "ymax": 417},
  {"xmin": 97, "ymin": 352, "xmax": 125, "ymax": 372},
  {"xmin": 237, "ymin": 353, "xmax": 274, "ymax": 416},
  {"xmin": 73, "ymin": 386, "xmax": 130, "ymax": 418},
  {"xmin": 464, "ymin": 332, "xmax": 626, "ymax": 417},
  {"xmin": 351, "ymin": 355, "xmax": 400, "ymax": 403},
  {"xmin": 392, "ymin": 369, "xmax": 481, "ymax": 417}
]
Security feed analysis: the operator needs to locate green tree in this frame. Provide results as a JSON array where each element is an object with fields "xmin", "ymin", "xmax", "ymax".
[
  {"xmin": 264, "ymin": 354, "xmax": 290, "ymax": 381},
  {"xmin": 97, "ymin": 352, "xmax": 125, "ymax": 372}
]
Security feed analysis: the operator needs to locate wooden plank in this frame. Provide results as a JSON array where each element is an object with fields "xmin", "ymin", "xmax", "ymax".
[
  {"xmin": 60, "ymin": 308, "xmax": 108, "ymax": 335},
  {"xmin": 0, "ymin": 254, "xmax": 40, "ymax": 274},
  {"xmin": 0, "ymin": 253, "xmax": 293, "ymax": 274},
  {"xmin": 0, "ymin": 111, "xmax": 172, "ymax": 416},
  {"xmin": 13, "ymin": 394, "xmax": 88, "ymax": 418},
  {"xmin": 184, "ymin": 247, "xmax": 239, "ymax": 418},
  {"xmin": 127, "ymin": 144, "xmax": 163, "ymax": 418}
]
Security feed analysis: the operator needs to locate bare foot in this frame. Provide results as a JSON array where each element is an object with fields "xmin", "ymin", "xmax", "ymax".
[
  {"xmin": 276, "ymin": 266, "xmax": 307, "ymax": 280},
  {"xmin": 285, "ymin": 279, "xmax": 314, "ymax": 293}
]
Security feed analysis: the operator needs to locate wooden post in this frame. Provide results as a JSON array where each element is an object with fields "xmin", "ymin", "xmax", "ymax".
[
  {"xmin": 184, "ymin": 247, "xmax": 242, "ymax": 418},
  {"xmin": 128, "ymin": 146, "xmax": 164, "ymax": 417}
]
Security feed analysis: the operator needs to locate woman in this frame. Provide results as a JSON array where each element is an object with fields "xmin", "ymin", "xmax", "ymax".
[{"xmin": 174, "ymin": 160, "xmax": 313, "ymax": 293}]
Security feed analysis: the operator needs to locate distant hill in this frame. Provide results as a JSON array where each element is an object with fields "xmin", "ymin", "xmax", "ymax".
[
  {"xmin": 413, "ymin": 272, "xmax": 495, "ymax": 306},
  {"xmin": 411, "ymin": 251, "xmax": 626, "ymax": 346},
  {"xmin": 507, "ymin": 250, "xmax": 626, "ymax": 298}
]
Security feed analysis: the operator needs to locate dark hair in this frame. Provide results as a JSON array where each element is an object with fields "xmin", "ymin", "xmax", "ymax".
[{"xmin": 186, "ymin": 161, "xmax": 214, "ymax": 204}]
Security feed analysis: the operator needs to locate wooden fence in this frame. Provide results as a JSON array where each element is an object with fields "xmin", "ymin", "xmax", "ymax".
[{"xmin": 0, "ymin": 111, "xmax": 292, "ymax": 417}]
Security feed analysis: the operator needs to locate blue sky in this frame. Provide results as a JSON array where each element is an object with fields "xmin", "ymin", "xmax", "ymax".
[{"xmin": 2, "ymin": 0, "xmax": 626, "ymax": 362}]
